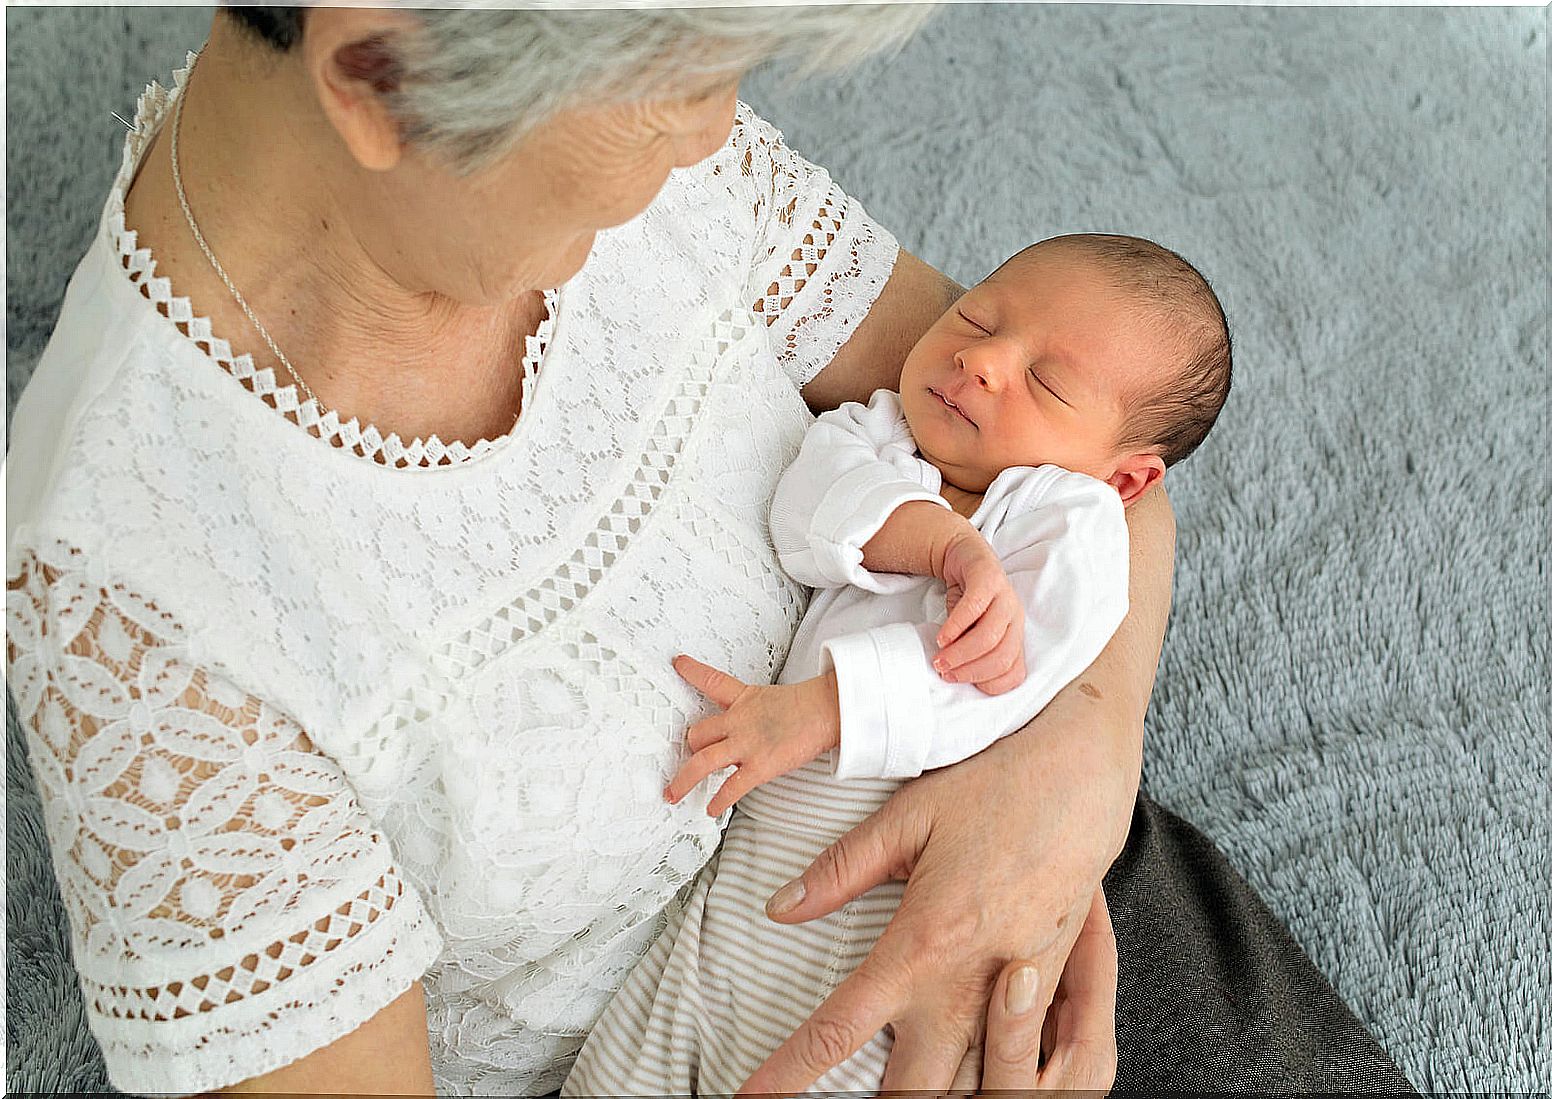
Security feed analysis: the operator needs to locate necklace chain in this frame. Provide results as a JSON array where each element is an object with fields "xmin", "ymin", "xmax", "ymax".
[
  {"xmin": 170, "ymin": 52, "xmax": 328, "ymax": 415},
  {"xmin": 167, "ymin": 51, "xmax": 543, "ymax": 443}
]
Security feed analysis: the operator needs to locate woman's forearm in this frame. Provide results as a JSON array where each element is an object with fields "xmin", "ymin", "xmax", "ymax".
[
  {"xmin": 218, "ymin": 982, "xmax": 436, "ymax": 1096},
  {"xmin": 1005, "ymin": 485, "xmax": 1176, "ymax": 853}
]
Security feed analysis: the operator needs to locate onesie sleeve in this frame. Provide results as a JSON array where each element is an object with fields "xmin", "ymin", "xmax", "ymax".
[
  {"xmin": 768, "ymin": 389, "xmax": 949, "ymax": 594},
  {"xmin": 727, "ymin": 104, "xmax": 900, "ymax": 390},
  {"xmin": 818, "ymin": 468, "xmax": 1130, "ymax": 780},
  {"xmin": 5, "ymin": 545, "xmax": 444, "ymax": 1097}
]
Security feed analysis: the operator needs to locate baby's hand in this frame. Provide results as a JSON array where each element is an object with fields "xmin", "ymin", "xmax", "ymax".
[
  {"xmin": 935, "ymin": 529, "xmax": 1027, "ymax": 696},
  {"xmin": 664, "ymin": 655, "xmax": 842, "ymax": 816}
]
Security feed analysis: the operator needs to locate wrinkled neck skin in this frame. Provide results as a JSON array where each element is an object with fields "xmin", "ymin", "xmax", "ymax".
[{"xmin": 123, "ymin": 20, "xmax": 542, "ymax": 445}]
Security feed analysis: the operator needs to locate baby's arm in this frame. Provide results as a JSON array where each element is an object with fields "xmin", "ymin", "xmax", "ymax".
[
  {"xmin": 664, "ymin": 469, "xmax": 1128, "ymax": 810},
  {"xmin": 769, "ymin": 390, "xmax": 952, "ymax": 594},
  {"xmin": 825, "ymin": 469, "xmax": 1130, "ymax": 779},
  {"xmin": 772, "ymin": 391, "xmax": 1023, "ymax": 691}
]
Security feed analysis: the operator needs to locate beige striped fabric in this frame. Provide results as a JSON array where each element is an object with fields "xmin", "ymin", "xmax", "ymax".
[{"xmin": 562, "ymin": 751, "xmax": 908, "ymax": 1097}]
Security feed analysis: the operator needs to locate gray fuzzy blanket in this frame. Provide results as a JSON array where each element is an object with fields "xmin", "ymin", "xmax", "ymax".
[{"xmin": 6, "ymin": 4, "xmax": 1547, "ymax": 1093}]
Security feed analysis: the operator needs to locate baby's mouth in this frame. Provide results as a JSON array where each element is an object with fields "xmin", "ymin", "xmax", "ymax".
[{"xmin": 930, "ymin": 387, "xmax": 976, "ymax": 427}]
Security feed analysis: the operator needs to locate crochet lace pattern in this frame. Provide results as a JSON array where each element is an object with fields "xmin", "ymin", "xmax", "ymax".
[{"xmin": 8, "ymin": 50, "xmax": 898, "ymax": 1095}]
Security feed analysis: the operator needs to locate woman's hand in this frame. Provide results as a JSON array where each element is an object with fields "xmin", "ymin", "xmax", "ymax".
[
  {"xmin": 934, "ymin": 527, "xmax": 1026, "ymax": 697},
  {"xmin": 663, "ymin": 655, "xmax": 842, "ymax": 816},
  {"xmin": 945, "ymin": 890, "xmax": 1120, "ymax": 1095},
  {"xmin": 735, "ymin": 679, "xmax": 1138, "ymax": 1095},
  {"xmin": 739, "ymin": 483, "xmax": 1173, "ymax": 1094}
]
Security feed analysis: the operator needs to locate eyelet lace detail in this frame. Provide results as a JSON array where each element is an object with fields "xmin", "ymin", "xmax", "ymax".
[
  {"xmin": 9, "ymin": 56, "xmax": 900, "ymax": 1096},
  {"xmin": 6, "ymin": 541, "xmax": 443, "ymax": 1095},
  {"xmin": 108, "ymin": 52, "xmax": 553, "ymax": 470},
  {"xmin": 719, "ymin": 106, "xmax": 898, "ymax": 388}
]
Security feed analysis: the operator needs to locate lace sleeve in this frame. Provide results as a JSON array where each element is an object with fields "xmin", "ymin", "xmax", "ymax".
[
  {"xmin": 731, "ymin": 106, "xmax": 900, "ymax": 390},
  {"xmin": 5, "ymin": 542, "xmax": 444, "ymax": 1098}
]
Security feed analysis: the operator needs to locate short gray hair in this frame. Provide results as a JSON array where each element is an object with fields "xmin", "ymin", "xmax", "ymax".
[{"xmin": 223, "ymin": 4, "xmax": 934, "ymax": 176}]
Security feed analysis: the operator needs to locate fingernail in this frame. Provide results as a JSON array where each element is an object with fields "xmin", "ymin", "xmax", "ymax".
[
  {"xmin": 1006, "ymin": 966, "xmax": 1038, "ymax": 1015},
  {"xmin": 767, "ymin": 878, "xmax": 805, "ymax": 916}
]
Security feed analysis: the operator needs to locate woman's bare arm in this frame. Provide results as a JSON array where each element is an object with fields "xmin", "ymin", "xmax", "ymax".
[
  {"xmin": 218, "ymin": 983, "xmax": 436, "ymax": 1095},
  {"xmin": 799, "ymin": 248, "xmax": 964, "ymax": 414}
]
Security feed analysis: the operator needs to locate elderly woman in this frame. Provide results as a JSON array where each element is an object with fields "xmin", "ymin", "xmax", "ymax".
[{"xmin": 6, "ymin": 5, "xmax": 1413, "ymax": 1097}]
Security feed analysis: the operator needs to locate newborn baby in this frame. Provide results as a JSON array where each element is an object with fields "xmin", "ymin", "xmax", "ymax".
[{"xmin": 563, "ymin": 233, "xmax": 1231, "ymax": 1096}]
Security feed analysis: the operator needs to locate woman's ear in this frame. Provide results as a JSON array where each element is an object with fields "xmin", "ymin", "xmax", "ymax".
[
  {"xmin": 301, "ymin": 7, "xmax": 418, "ymax": 173},
  {"xmin": 1106, "ymin": 453, "xmax": 1166, "ymax": 508}
]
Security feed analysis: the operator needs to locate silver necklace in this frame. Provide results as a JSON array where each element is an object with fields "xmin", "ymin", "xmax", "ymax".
[
  {"xmin": 167, "ymin": 54, "xmax": 538, "ymax": 439},
  {"xmin": 169, "ymin": 53, "xmax": 327, "ymax": 414}
]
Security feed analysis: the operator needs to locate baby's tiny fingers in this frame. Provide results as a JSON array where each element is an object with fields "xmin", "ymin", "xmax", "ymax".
[
  {"xmin": 706, "ymin": 767, "xmax": 761, "ymax": 817},
  {"xmin": 685, "ymin": 717, "xmax": 727, "ymax": 753},
  {"xmin": 672, "ymin": 653, "xmax": 748, "ymax": 710},
  {"xmin": 973, "ymin": 662, "xmax": 1026, "ymax": 697},
  {"xmin": 934, "ymin": 617, "xmax": 1009, "ymax": 673},
  {"xmin": 937, "ymin": 588, "xmax": 990, "ymax": 647},
  {"xmin": 942, "ymin": 637, "xmax": 1020, "ymax": 688},
  {"xmin": 663, "ymin": 742, "xmax": 737, "ymax": 803}
]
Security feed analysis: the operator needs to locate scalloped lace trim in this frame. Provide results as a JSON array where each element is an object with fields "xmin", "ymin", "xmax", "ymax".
[
  {"xmin": 108, "ymin": 51, "xmax": 551, "ymax": 470},
  {"xmin": 6, "ymin": 542, "xmax": 446, "ymax": 1094}
]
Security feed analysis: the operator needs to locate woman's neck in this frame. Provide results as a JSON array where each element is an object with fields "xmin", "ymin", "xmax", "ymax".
[{"xmin": 122, "ymin": 22, "xmax": 541, "ymax": 446}]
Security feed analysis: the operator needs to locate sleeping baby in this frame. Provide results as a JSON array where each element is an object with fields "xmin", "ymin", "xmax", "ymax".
[{"xmin": 563, "ymin": 232, "xmax": 1232, "ymax": 1096}]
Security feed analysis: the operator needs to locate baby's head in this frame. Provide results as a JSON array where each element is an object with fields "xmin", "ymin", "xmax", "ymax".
[{"xmin": 899, "ymin": 233, "xmax": 1231, "ymax": 506}]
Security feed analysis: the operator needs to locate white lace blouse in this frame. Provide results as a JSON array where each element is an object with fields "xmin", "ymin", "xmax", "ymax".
[{"xmin": 4, "ymin": 53, "xmax": 898, "ymax": 1097}]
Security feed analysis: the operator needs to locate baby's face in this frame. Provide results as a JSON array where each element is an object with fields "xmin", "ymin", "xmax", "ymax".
[{"xmin": 899, "ymin": 246, "xmax": 1164, "ymax": 494}]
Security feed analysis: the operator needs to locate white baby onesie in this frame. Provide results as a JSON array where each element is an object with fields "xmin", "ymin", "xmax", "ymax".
[{"xmin": 563, "ymin": 387, "xmax": 1129, "ymax": 1097}]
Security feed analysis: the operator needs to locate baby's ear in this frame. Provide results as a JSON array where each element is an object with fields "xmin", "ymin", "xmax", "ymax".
[{"xmin": 1107, "ymin": 453, "xmax": 1166, "ymax": 508}]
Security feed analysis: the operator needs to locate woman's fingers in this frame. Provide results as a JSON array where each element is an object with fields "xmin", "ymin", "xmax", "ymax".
[
  {"xmin": 979, "ymin": 961, "xmax": 1049, "ymax": 1091},
  {"xmin": 672, "ymin": 653, "xmax": 748, "ymax": 709},
  {"xmin": 1035, "ymin": 890, "xmax": 1118, "ymax": 1094},
  {"xmin": 663, "ymin": 740, "xmax": 737, "ymax": 803},
  {"xmin": 738, "ymin": 961, "xmax": 900, "ymax": 1095},
  {"xmin": 877, "ymin": 1017, "xmax": 977, "ymax": 1094},
  {"xmin": 947, "ymin": 1042, "xmax": 982, "ymax": 1094},
  {"xmin": 761, "ymin": 795, "xmax": 922, "ymax": 924}
]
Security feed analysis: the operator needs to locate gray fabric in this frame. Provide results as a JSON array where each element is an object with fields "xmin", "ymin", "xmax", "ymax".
[
  {"xmin": 1104, "ymin": 796, "xmax": 1413, "ymax": 1093},
  {"xmin": 5, "ymin": 4, "xmax": 1546, "ymax": 1093}
]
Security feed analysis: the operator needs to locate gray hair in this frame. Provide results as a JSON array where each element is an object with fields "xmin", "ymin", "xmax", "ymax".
[{"xmin": 223, "ymin": 4, "xmax": 935, "ymax": 177}]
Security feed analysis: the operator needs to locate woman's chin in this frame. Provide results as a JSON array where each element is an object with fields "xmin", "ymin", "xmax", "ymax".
[{"xmin": 544, "ymin": 234, "xmax": 598, "ymax": 290}]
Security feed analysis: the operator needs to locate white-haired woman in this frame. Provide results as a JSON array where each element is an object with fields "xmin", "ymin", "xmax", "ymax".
[{"xmin": 5, "ymin": 5, "xmax": 1413, "ymax": 1098}]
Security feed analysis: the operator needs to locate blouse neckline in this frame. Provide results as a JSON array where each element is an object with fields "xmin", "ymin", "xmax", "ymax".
[{"xmin": 99, "ymin": 49, "xmax": 560, "ymax": 471}]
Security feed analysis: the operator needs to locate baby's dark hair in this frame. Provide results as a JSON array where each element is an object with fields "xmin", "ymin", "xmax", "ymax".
[{"xmin": 1008, "ymin": 233, "xmax": 1232, "ymax": 468}]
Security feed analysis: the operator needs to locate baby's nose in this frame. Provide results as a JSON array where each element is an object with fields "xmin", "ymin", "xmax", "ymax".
[{"xmin": 956, "ymin": 348, "xmax": 1000, "ymax": 390}]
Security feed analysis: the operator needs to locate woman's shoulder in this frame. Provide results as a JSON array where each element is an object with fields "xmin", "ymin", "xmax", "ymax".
[
  {"xmin": 7, "ymin": 223, "xmax": 191, "ymax": 538},
  {"xmin": 628, "ymin": 101, "xmax": 832, "ymax": 266},
  {"xmin": 688, "ymin": 101, "xmax": 831, "ymax": 217}
]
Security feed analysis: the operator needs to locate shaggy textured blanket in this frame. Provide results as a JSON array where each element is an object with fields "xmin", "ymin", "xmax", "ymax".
[{"xmin": 6, "ymin": 4, "xmax": 1546, "ymax": 1092}]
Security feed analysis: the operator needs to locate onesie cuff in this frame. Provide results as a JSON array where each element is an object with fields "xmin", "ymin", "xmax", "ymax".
[
  {"xmin": 810, "ymin": 476, "xmax": 950, "ymax": 595},
  {"xmin": 822, "ymin": 624, "xmax": 936, "ymax": 779}
]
